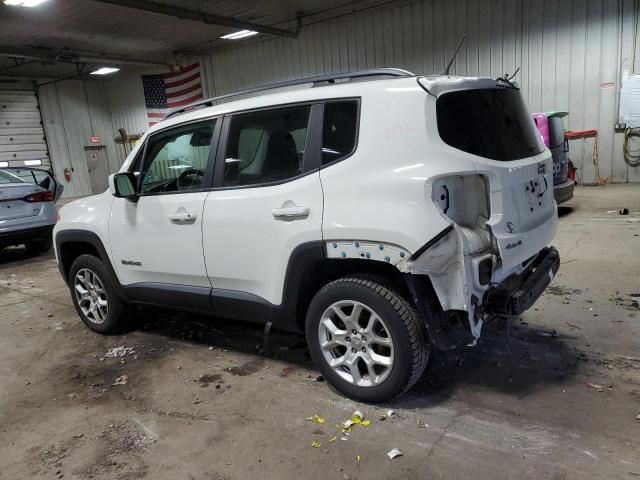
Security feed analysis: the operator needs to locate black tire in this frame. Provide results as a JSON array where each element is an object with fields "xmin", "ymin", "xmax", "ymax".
[
  {"xmin": 68, "ymin": 254, "xmax": 131, "ymax": 334},
  {"xmin": 306, "ymin": 275, "xmax": 429, "ymax": 403},
  {"xmin": 25, "ymin": 237, "xmax": 53, "ymax": 254}
]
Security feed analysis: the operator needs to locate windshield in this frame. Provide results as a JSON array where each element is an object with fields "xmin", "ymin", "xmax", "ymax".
[
  {"xmin": 437, "ymin": 88, "xmax": 544, "ymax": 161},
  {"xmin": 0, "ymin": 170, "xmax": 25, "ymax": 184}
]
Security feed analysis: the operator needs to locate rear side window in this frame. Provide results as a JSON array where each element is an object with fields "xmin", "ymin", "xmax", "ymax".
[
  {"xmin": 223, "ymin": 105, "xmax": 310, "ymax": 186},
  {"xmin": 322, "ymin": 101, "xmax": 358, "ymax": 165},
  {"xmin": 437, "ymin": 88, "xmax": 544, "ymax": 161}
]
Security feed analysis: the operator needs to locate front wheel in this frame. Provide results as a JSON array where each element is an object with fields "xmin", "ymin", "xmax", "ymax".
[
  {"xmin": 69, "ymin": 254, "xmax": 131, "ymax": 334},
  {"xmin": 306, "ymin": 276, "xmax": 429, "ymax": 403}
]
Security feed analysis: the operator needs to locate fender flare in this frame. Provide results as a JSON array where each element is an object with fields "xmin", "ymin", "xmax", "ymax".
[{"xmin": 55, "ymin": 229, "xmax": 128, "ymax": 301}]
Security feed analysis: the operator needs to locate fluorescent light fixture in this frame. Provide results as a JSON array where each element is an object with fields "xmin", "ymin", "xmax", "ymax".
[
  {"xmin": 0, "ymin": 161, "xmax": 8, "ymax": 168},
  {"xmin": 90, "ymin": 67, "xmax": 120, "ymax": 75},
  {"xmin": 24, "ymin": 159, "xmax": 42, "ymax": 166},
  {"xmin": 220, "ymin": 30, "xmax": 258, "ymax": 40},
  {"xmin": 3, "ymin": 0, "xmax": 50, "ymax": 6}
]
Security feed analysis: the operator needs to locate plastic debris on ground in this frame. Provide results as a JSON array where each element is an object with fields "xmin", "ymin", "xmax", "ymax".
[
  {"xmin": 329, "ymin": 436, "xmax": 337, "ymax": 443},
  {"xmin": 338, "ymin": 412, "xmax": 372, "ymax": 434},
  {"xmin": 306, "ymin": 414, "xmax": 325, "ymax": 424},
  {"xmin": 104, "ymin": 346, "xmax": 135, "ymax": 358},
  {"xmin": 356, "ymin": 455, "xmax": 361, "ymax": 463},
  {"xmin": 586, "ymin": 382, "xmax": 604, "ymax": 392},
  {"xmin": 112, "ymin": 374, "xmax": 129, "ymax": 386},
  {"xmin": 536, "ymin": 330, "xmax": 559, "ymax": 338},
  {"xmin": 280, "ymin": 366, "xmax": 295, "ymax": 377},
  {"xmin": 350, "ymin": 410, "xmax": 371, "ymax": 426},
  {"xmin": 379, "ymin": 409, "xmax": 396, "ymax": 421},
  {"xmin": 311, "ymin": 441, "xmax": 322, "ymax": 448},
  {"xmin": 339, "ymin": 421, "xmax": 353, "ymax": 433},
  {"xmin": 387, "ymin": 448, "xmax": 403, "ymax": 460},
  {"xmin": 636, "ymin": 414, "xmax": 640, "ymax": 421}
]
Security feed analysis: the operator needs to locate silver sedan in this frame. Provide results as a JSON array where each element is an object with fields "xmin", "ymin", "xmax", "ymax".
[{"xmin": 0, "ymin": 168, "xmax": 63, "ymax": 254}]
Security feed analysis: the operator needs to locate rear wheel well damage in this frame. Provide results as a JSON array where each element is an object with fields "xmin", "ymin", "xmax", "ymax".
[
  {"xmin": 291, "ymin": 257, "xmax": 452, "ymax": 348},
  {"xmin": 293, "ymin": 258, "xmax": 412, "ymax": 332}
]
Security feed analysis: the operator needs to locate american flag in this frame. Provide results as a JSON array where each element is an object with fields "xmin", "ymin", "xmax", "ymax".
[{"xmin": 142, "ymin": 62, "xmax": 203, "ymax": 127}]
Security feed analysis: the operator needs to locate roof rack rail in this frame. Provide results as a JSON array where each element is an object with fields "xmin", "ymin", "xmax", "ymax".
[{"xmin": 163, "ymin": 68, "xmax": 415, "ymax": 121}]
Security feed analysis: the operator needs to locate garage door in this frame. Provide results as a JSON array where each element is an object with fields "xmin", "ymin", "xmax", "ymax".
[{"xmin": 0, "ymin": 86, "xmax": 49, "ymax": 169}]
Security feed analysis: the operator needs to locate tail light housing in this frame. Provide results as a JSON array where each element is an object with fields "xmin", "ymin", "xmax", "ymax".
[{"xmin": 23, "ymin": 190, "xmax": 54, "ymax": 203}]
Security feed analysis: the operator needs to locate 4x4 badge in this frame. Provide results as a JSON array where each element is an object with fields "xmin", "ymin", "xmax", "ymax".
[
  {"xmin": 505, "ymin": 222, "xmax": 515, "ymax": 233},
  {"xmin": 537, "ymin": 162, "xmax": 546, "ymax": 174}
]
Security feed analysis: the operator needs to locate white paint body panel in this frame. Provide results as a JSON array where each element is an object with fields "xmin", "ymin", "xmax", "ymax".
[
  {"xmin": 108, "ymin": 193, "xmax": 210, "ymax": 287},
  {"xmin": 201, "ymin": 173, "xmax": 323, "ymax": 305},
  {"xmin": 53, "ymin": 191, "xmax": 113, "ymax": 263}
]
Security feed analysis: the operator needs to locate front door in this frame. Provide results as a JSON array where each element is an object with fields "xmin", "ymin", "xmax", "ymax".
[
  {"xmin": 202, "ymin": 105, "xmax": 323, "ymax": 306},
  {"xmin": 109, "ymin": 118, "xmax": 218, "ymax": 289}
]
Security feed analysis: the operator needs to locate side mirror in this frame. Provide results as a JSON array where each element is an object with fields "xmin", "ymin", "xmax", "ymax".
[{"xmin": 109, "ymin": 172, "xmax": 138, "ymax": 202}]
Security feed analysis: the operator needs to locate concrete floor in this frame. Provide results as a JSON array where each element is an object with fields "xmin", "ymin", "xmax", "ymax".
[{"xmin": 1, "ymin": 185, "xmax": 639, "ymax": 480}]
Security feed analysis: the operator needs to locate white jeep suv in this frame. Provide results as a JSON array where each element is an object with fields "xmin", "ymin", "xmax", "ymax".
[{"xmin": 54, "ymin": 69, "xmax": 559, "ymax": 402}]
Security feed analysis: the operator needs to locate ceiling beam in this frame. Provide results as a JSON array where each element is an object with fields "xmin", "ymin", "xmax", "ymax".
[
  {"xmin": 0, "ymin": 46, "xmax": 171, "ymax": 68},
  {"xmin": 88, "ymin": 0, "xmax": 300, "ymax": 38}
]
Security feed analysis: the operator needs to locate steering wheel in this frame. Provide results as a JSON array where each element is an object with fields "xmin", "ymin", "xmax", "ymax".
[{"xmin": 176, "ymin": 168, "xmax": 205, "ymax": 190}]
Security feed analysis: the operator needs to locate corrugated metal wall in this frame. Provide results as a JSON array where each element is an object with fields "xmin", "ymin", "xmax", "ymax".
[
  {"xmin": 38, "ymin": 80, "xmax": 122, "ymax": 197},
  {"xmin": 40, "ymin": 0, "xmax": 640, "ymax": 193},
  {"xmin": 198, "ymin": 0, "xmax": 640, "ymax": 183}
]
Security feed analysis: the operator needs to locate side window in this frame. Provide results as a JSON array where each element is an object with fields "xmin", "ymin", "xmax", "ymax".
[
  {"xmin": 140, "ymin": 119, "xmax": 216, "ymax": 194},
  {"xmin": 322, "ymin": 101, "xmax": 358, "ymax": 165},
  {"xmin": 223, "ymin": 105, "xmax": 310, "ymax": 186}
]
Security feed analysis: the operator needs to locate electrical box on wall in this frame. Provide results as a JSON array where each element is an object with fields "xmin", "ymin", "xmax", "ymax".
[{"xmin": 620, "ymin": 74, "xmax": 640, "ymax": 128}]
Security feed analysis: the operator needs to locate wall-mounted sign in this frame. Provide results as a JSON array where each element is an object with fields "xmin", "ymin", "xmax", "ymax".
[
  {"xmin": 600, "ymin": 81, "xmax": 615, "ymax": 90},
  {"xmin": 90, "ymin": 135, "xmax": 100, "ymax": 144}
]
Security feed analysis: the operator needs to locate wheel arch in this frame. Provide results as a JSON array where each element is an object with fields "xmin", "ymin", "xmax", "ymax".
[
  {"xmin": 55, "ymin": 229, "xmax": 128, "ymax": 301},
  {"xmin": 278, "ymin": 242, "xmax": 415, "ymax": 333}
]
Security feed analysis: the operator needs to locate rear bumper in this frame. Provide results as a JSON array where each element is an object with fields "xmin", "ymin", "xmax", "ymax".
[
  {"xmin": 554, "ymin": 179, "xmax": 574, "ymax": 204},
  {"xmin": 0, "ymin": 224, "xmax": 54, "ymax": 247},
  {"xmin": 486, "ymin": 246, "xmax": 560, "ymax": 316}
]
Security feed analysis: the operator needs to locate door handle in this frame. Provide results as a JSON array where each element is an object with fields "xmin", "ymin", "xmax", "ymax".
[
  {"xmin": 271, "ymin": 206, "xmax": 310, "ymax": 219},
  {"xmin": 168, "ymin": 211, "xmax": 197, "ymax": 224}
]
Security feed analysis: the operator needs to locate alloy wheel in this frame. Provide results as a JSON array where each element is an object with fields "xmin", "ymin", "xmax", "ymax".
[
  {"xmin": 74, "ymin": 268, "xmax": 108, "ymax": 325},
  {"xmin": 318, "ymin": 300, "xmax": 394, "ymax": 387}
]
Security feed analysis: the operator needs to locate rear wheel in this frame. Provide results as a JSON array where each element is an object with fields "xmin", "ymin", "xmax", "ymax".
[
  {"xmin": 306, "ymin": 275, "xmax": 429, "ymax": 403},
  {"xmin": 69, "ymin": 254, "xmax": 130, "ymax": 333},
  {"xmin": 25, "ymin": 237, "xmax": 52, "ymax": 254}
]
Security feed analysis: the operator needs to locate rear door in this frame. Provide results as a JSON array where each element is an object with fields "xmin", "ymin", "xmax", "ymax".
[{"xmin": 201, "ymin": 104, "xmax": 323, "ymax": 306}]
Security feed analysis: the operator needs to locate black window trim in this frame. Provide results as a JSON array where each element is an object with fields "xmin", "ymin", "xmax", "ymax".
[
  {"xmin": 123, "ymin": 96, "xmax": 361, "ymax": 196},
  {"xmin": 318, "ymin": 97, "xmax": 361, "ymax": 169},
  {"xmin": 132, "ymin": 117, "xmax": 222, "ymax": 197}
]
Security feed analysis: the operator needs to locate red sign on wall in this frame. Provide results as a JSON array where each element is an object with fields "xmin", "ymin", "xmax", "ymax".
[{"xmin": 90, "ymin": 135, "xmax": 100, "ymax": 144}]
